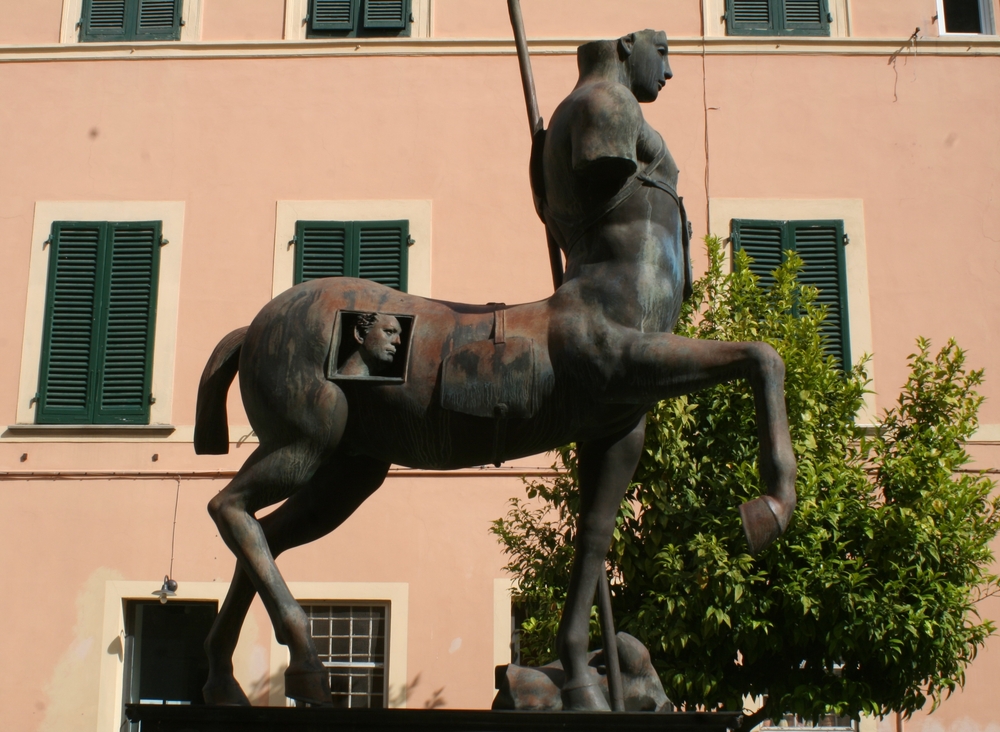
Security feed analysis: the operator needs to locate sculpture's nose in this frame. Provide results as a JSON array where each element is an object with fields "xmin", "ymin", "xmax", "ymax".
[{"xmin": 664, "ymin": 61, "xmax": 673, "ymax": 81}]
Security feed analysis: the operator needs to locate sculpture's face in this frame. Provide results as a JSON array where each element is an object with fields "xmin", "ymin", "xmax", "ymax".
[
  {"xmin": 361, "ymin": 315, "xmax": 402, "ymax": 364},
  {"xmin": 628, "ymin": 30, "xmax": 672, "ymax": 103}
]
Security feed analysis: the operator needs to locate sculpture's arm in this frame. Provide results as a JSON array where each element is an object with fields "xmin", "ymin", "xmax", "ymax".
[{"xmin": 569, "ymin": 84, "xmax": 643, "ymax": 186}]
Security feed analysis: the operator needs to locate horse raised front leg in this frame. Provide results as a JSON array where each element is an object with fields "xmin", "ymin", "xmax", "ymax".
[
  {"xmin": 203, "ymin": 455, "xmax": 389, "ymax": 706},
  {"xmin": 622, "ymin": 333, "xmax": 797, "ymax": 553},
  {"xmin": 557, "ymin": 416, "xmax": 647, "ymax": 711}
]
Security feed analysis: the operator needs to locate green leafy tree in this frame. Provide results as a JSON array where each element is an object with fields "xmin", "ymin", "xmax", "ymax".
[{"xmin": 492, "ymin": 237, "xmax": 1000, "ymax": 725}]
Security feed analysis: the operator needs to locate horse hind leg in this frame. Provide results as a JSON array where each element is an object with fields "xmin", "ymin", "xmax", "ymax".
[
  {"xmin": 206, "ymin": 399, "xmax": 350, "ymax": 707},
  {"xmin": 203, "ymin": 455, "xmax": 390, "ymax": 705}
]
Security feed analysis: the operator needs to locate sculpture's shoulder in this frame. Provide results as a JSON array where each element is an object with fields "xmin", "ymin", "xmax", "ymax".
[
  {"xmin": 550, "ymin": 80, "xmax": 643, "ymax": 138},
  {"xmin": 546, "ymin": 80, "xmax": 644, "ymax": 180}
]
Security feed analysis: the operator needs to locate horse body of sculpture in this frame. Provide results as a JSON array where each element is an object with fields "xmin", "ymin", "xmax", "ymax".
[{"xmin": 195, "ymin": 29, "xmax": 797, "ymax": 712}]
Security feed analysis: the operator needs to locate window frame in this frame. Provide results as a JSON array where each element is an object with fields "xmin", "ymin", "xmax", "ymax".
[
  {"xmin": 300, "ymin": 602, "xmax": 389, "ymax": 708},
  {"xmin": 15, "ymin": 202, "xmax": 185, "ymax": 431},
  {"xmin": 936, "ymin": 0, "xmax": 997, "ymax": 35},
  {"xmin": 726, "ymin": 0, "xmax": 832, "ymax": 37},
  {"xmin": 709, "ymin": 198, "xmax": 875, "ymax": 425},
  {"xmin": 272, "ymin": 201, "xmax": 431, "ymax": 300},
  {"xmin": 268, "ymin": 582, "xmax": 409, "ymax": 708}
]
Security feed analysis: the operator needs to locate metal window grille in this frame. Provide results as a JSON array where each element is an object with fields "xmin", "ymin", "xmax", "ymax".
[{"xmin": 301, "ymin": 603, "xmax": 388, "ymax": 708}]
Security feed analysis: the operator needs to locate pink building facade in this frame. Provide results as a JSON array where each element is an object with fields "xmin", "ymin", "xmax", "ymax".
[{"xmin": 1, "ymin": 1, "xmax": 999, "ymax": 730}]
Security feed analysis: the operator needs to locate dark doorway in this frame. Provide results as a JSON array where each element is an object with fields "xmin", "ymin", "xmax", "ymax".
[{"xmin": 121, "ymin": 600, "xmax": 217, "ymax": 731}]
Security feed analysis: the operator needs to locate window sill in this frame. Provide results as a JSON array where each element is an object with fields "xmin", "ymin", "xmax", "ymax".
[{"xmin": 4, "ymin": 424, "xmax": 176, "ymax": 438}]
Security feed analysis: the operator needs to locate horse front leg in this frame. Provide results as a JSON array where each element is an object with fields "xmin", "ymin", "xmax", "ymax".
[
  {"xmin": 622, "ymin": 333, "xmax": 797, "ymax": 553},
  {"xmin": 558, "ymin": 416, "xmax": 646, "ymax": 711}
]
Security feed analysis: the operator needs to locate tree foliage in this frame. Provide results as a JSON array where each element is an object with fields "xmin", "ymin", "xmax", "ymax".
[{"xmin": 492, "ymin": 237, "xmax": 1000, "ymax": 724}]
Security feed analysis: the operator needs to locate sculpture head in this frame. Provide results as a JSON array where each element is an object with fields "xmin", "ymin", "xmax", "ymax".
[
  {"xmin": 577, "ymin": 29, "xmax": 672, "ymax": 103},
  {"xmin": 619, "ymin": 29, "xmax": 671, "ymax": 102},
  {"xmin": 340, "ymin": 312, "xmax": 403, "ymax": 376}
]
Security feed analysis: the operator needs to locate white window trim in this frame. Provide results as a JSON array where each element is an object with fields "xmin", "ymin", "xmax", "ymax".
[
  {"xmin": 95, "ymin": 581, "xmax": 233, "ymax": 732},
  {"xmin": 704, "ymin": 0, "xmax": 852, "ymax": 38},
  {"xmin": 709, "ymin": 198, "xmax": 876, "ymax": 425},
  {"xmin": 272, "ymin": 200, "xmax": 432, "ymax": 299},
  {"xmin": 268, "ymin": 582, "xmax": 409, "ymax": 708},
  {"xmin": 283, "ymin": 0, "xmax": 432, "ymax": 40},
  {"xmin": 936, "ymin": 0, "xmax": 997, "ymax": 35},
  {"xmin": 60, "ymin": 0, "xmax": 204, "ymax": 43},
  {"xmin": 16, "ymin": 201, "xmax": 185, "ymax": 427},
  {"xmin": 493, "ymin": 577, "xmax": 515, "ymax": 669}
]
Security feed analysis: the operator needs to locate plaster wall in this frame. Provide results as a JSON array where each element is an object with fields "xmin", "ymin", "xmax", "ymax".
[{"xmin": 202, "ymin": 0, "xmax": 286, "ymax": 41}]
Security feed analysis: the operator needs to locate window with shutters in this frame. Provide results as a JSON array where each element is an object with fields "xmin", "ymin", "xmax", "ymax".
[
  {"xmin": 731, "ymin": 218, "xmax": 850, "ymax": 369},
  {"xmin": 726, "ymin": 0, "xmax": 831, "ymax": 36},
  {"xmin": 36, "ymin": 221, "xmax": 161, "ymax": 425},
  {"xmin": 307, "ymin": 0, "xmax": 412, "ymax": 38},
  {"xmin": 79, "ymin": 0, "xmax": 183, "ymax": 42},
  {"xmin": 937, "ymin": 0, "xmax": 996, "ymax": 34},
  {"xmin": 294, "ymin": 220, "xmax": 409, "ymax": 291}
]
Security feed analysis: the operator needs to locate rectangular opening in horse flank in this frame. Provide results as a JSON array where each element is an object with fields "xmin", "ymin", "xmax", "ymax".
[{"xmin": 327, "ymin": 310, "xmax": 415, "ymax": 384}]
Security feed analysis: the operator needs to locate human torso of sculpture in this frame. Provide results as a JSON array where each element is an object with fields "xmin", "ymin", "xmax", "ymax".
[{"xmin": 195, "ymin": 28, "xmax": 797, "ymax": 712}]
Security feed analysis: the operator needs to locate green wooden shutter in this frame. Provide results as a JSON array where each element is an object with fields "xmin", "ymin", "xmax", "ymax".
[
  {"xmin": 363, "ymin": 0, "xmax": 409, "ymax": 30},
  {"xmin": 732, "ymin": 218, "xmax": 850, "ymax": 369},
  {"xmin": 311, "ymin": 0, "xmax": 360, "ymax": 30},
  {"xmin": 295, "ymin": 221, "xmax": 351, "ymax": 284},
  {"xmin": 93, "ymin": 222, "xmax": 161, "ymax": 424},
  {"xmin": 783, "ymin": 0, "xmax": 830, "ymax": 36},
  {"xmin": 731, "ymin": 219, "xmax": 784, "ymax": 289},
  {"xmin": 134, "ymin": 0, "xmax": 182, "ymax": 41},
  {"xmin": 357, "ymin": 221, "xmax": 408, "ymax": 291},
  {"xmin": 727, "ymin": 0, "xmax": 774, "ymax": 35},
  {"xmin": 36, "ymin": 223, "xmax": 104, "ymax": 424},
  {"xmin": 80, "ymin": 0, "xmax": 131, "ymax": 41},
  {"xmin": 789, "ymin": 220, "xmax": 849, "ymax": 368}
]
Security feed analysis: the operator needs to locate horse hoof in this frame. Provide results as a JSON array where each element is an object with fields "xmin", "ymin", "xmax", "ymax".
[
  {"xmin": 561, "ymin": 678, "xmax": 610, "ymax": 711},
  {"xmin": 740, "ymin": 495, "xmax": 786, "ymax": 555},
  {"xmin": 285, "ymin": 665, "xmax": 332, "ymax": 707},
  {"xmin": 202, "ymin": 677, "xmax": 252, "ymax": 706}
]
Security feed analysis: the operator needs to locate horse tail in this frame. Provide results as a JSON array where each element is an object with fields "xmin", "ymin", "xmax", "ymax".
[{"xmin": 194, "ymin": 326, "xmax": 249, "ymax": 455}]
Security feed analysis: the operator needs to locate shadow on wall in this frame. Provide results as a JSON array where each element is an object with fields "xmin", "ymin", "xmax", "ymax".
[{"xmin": 389, "ymin": 673, "xmax": 447, "ymax": 709}]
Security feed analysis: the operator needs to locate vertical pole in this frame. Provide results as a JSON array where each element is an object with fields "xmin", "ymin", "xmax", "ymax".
[
  {"xmin": 507, "ymin": 0, "xmax": 543, "ymax": 135},
  {"xmin": 598, "ymin": 568, "xmax": 625, "ymax": 711}
]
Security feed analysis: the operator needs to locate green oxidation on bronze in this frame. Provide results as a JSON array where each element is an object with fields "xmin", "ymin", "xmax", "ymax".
[{"xmin": 194, "ymin": 28, "xmax": 796, "ymax": 712}]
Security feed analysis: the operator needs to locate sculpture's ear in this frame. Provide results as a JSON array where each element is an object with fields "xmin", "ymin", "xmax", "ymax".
[
  {"xmin": 618, "ymin": 33, "xmax": 635, "ymax": 59},
  {"xmin": 354, "ymin": 326, "xmax": 366, "ymax": 345}
]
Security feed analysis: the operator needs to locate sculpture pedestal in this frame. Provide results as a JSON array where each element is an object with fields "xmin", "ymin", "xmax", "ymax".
[{"xmin": 125, "ymin": 705, "xmax": 743, "ymax": 732}]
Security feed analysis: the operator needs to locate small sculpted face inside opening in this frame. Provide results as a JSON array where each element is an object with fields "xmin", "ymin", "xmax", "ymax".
[
  {"xmin": 621, "ymin": 30, "xmax": 672, "ymax": 103},
  {"xmin": 340, "ymin": 312, "xmax": 403, "ymax": 376}
]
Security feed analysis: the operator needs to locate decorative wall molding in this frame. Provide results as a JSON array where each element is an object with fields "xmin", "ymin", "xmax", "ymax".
[{"xmin": 2, "ymin": 35, "xmax": 998, "ymax": 64}]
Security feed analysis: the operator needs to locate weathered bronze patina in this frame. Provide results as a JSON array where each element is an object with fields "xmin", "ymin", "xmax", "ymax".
[{"xmin": 194, "ymin": 28, "xmax": 796, "ymax": 711}]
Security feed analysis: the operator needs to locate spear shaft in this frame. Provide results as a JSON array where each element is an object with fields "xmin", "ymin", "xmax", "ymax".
[{"xmin": 507, "ymin": 0, "xmax": 543, "ymax": 135}]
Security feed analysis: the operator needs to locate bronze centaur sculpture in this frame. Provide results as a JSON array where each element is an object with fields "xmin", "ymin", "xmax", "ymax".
[{"xmin": 194, "ymin": 28, "xmax": 796, "ymax": 711}]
